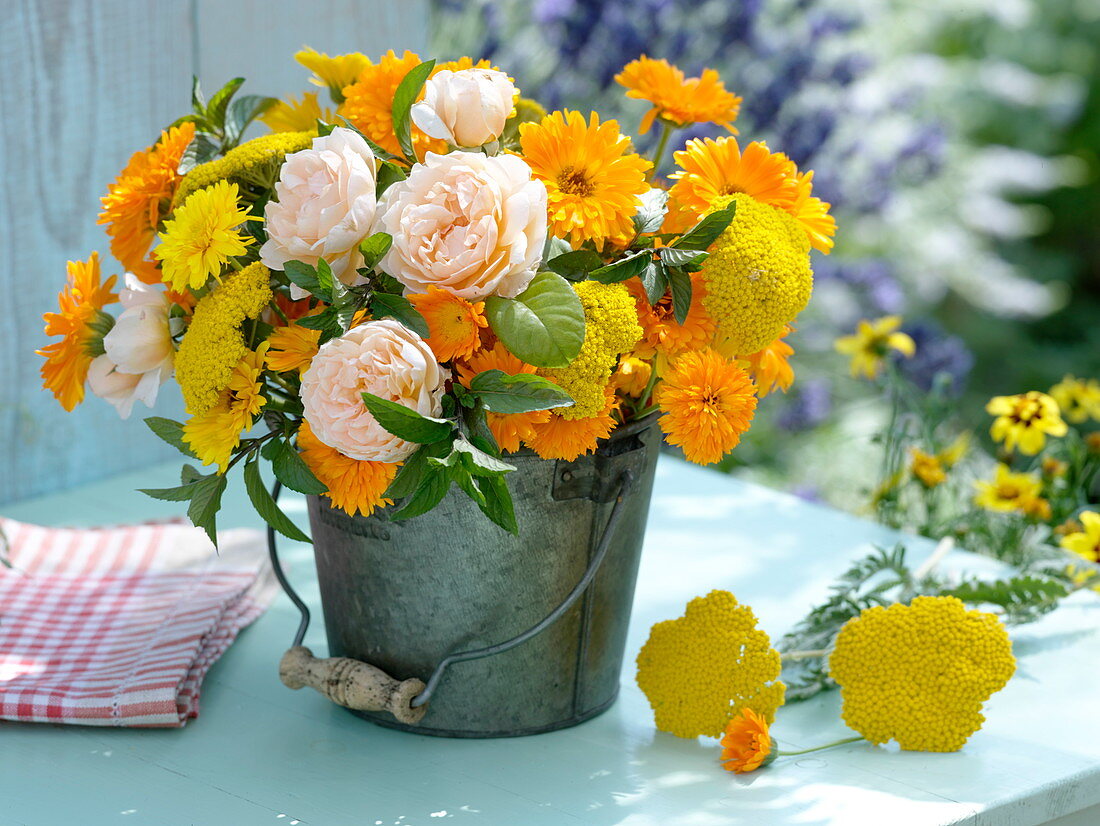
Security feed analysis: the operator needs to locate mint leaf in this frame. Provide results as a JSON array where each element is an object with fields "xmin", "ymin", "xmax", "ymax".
[
  {"xmin": 144, "ymin": 417, "xmax": 198, "ymax": 459},
  {"xmin": 468, "ymin": 369, "xmax": 574, "ymax": 414},
  {"xmin": 391, "ymin": 60, "xmax": 436, "ymax": 164},
  {"xmin": 361, "ymin": 392, "xmax": 453, "ymax": 443},
  {"xmin": 484, "ymin": 272, "xmax": 585, "ymax": 368},
  {"xmin": 244, "ymin": 459, "xmax": 312, "ymax": 543}
]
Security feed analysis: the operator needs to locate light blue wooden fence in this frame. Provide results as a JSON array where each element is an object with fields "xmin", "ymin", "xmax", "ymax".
[{"xmin": 0, "ymin": 0, "xmax": 428, "ymax": 505}]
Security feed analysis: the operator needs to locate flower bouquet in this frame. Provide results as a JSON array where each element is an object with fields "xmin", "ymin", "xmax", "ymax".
[{"xmin": 40, "ymin": 50, "xmax": 834, "ymax": 735}]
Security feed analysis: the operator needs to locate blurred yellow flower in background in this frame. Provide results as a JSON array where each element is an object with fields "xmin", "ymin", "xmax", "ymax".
[
  {"xmin": 1049, "ymin": 376, "xmax": 1100, "ymax": 424},
  {"xmin": 973, "ymin": 464, "xmax": 1046, "ymax": 515},
  {"xmin": 834, "ymin": 316, "xmax": 915, "ymax": 380},
  {"xmin": 295, "ymin": 47, "xmax": 369, "ymax": 102},
  {"xmin": 986, "ymin": 391, "xmax": 1067, "ymax": 455},
  {"xmin": 261, "ymin": 92, "xmax": 334, "ymax": 133},
  {"xmin": 1060, "ymin": 511, "xmax": 1100, "ymax": 564},
  {"xmin": 909, "ymin": 433, "xmax": 968, "ymax": 488},
  {"xmin": 615, "ymin": 55, "xmax": 742, "ymax": 134}
]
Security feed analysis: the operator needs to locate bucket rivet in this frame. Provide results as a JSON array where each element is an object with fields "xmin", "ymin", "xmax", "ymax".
[{"xmin": 562, "ymin": 470, "xmax": 574, "ymax": 482}]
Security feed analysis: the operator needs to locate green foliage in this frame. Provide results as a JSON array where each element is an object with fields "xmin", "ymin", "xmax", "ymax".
[
  {"xmin": 588, "ymin": 250, "xmax": 651, "ymax": 284},
  {"xmin": 467, "ymin": 369, "xmax": 574, "ymax": 414},
  {"xmin": 243, "ymin": 459, "xmax": 311, "ymax": 543},
  {"xmin": 391, "ymin": 60, "xmax": 436, "ymax": 163},
  {"xmin": 545, "ymin": 249, "xmax": 604, "ymax": 281},
  {"xmin": 484, "ymin": 272, "xmax": 586, "ymax": 368},
  {"xmin": 144, "ymin": 417, "xmax": 198, "ymax": 459},
  {"xmin": 174, "ymin": 76, "xmax": 276, "ymax": 162},
  {"xmin": 670, "ymin": 200, "xmax": 737, "ymax": 251},
  {"xmin": 266, "ymin": 438, "xmax": 327, "ymax": 496},
  {"xmin": 360, "ymin": 392, "xmax": 454, "ymax": 444},
  {"xmin": 632, "ymin": 188, "xmax": 669, "ymax": 234},
  {"xmin": 370, "ymin": 292, "xmax": 429, "ymax": 338},
  {"xmin": 941, "ymin": 575, "xmax": 1068, "ymax": 625}
]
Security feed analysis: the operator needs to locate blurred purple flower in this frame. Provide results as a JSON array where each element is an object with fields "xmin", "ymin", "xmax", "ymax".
[
  {"xmin": 893, "ymin": 320, "xmax": 974, "ymax": 397},
  {"xmin": 777, "ymin": 378, "xmax": 833, "ymax": 432},
  {"xmin": 815, "ymin": 258, "xmax": 906, "ymax": 317}
]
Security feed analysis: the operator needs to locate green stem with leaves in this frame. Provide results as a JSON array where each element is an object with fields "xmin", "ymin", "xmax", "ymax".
[{"xmin": 648, "ymin": 121, "xmax": 675, "ymax": 181}]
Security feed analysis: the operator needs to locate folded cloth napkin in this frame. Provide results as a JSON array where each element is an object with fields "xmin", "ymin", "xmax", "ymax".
[{"xmin": 0, "ymin": 517, "xmax": 276, "ymax": 727}]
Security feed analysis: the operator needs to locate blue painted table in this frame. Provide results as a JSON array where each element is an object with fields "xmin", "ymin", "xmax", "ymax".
[{"xmin": 2, "ymin": 458, "xmax": 1098, "ymax": 826}]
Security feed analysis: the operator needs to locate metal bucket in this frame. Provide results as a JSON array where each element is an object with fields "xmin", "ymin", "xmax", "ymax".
[{"xmin": 305, "ymin": 416, "xmax": 660, "ymax": 738}]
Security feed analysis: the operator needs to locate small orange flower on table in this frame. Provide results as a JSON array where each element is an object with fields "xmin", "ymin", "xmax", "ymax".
[{"xmin": 720, "ymin": 708, "xmax": 777, "ymax": 773}]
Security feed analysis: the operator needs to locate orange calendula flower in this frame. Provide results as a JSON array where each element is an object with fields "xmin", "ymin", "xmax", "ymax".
[
  {"xmin": 736, "ymin": 325, "xmax": 795, "ymax": 398},
  {"xmin": 408, "ymin": 287, "xmax": 488, "ymax": 363},
  {"xmin": 98, "ymin": 122, "xmax": 196, "ymax": 284},
  {"xmin": 297, "ymin": 420, "xmax": 398, "ymax": 517},
  {"xmin": 526, "ymin": 392, "xmax": 618, "ymax": 461},
  {"xmin": 37, "ymin": 253, "xmax": 119, "ymax": 411},
  {"xmin": 627, "ymin": 274, "xmax": 715, "ymax": 363},
  {"xmin": 656, "ymin": 348, "xmax": 757, "ymax": 465},
  {"xmin": 615, "ymin": 55, "xmax": 742, "ymax": 135},
  {"xmin": 669, "ymin": 137, "xmax": 797, "ymax": 220},
  {"xmin": 519, "ymin": 110, "xmax": 651, "ymax": 249},
  {"xmin": 611, "ymin": 356, "xmax": 652, "ymax": 398},
  {"xmin": 265, "ymin": 323, "xmax": 321, "ymax": 375},
  {"xmin": 720, "ymin": 708, "xmax": 777, "ymax": 774},
  {"xmin": 456, "ymin": 343, "xmax": 551, "ymax": 453},
  {"xmin": 786, "ymin": 165, "xmax": 836, "ymax": 255},
  {"xmin": 986, "ymin": 391, "xmax": 1068, "ymax": 456}
]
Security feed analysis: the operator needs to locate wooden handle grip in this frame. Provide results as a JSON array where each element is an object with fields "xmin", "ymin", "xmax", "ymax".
[{"xmin": 278, "ymin": 645, "xmax": 428, "ymax": 725}]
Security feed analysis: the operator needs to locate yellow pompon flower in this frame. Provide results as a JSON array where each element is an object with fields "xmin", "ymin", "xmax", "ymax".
[
  {"xmin": 408, "ymin": 287, "xmax": 488, "ymax": 363},
  {"xmin": 785, "ymin": 166, "xmax": 836, "ymax": 255},
  {"xmin": 1060, "ymin": 510, "xmax": 1100, "ymax": 564},
  {"xmin": 37, "ymin": 253, "xmax": 119, "ymax": 411},
  {"xmin": 261, "ymin": 92, "xmax": 335, "ymax": 133},
  {"xmin": 656, "ymin": 348, "xmax": 758, "ymax": 465},
  {"xmin": 539, "ymin": 281, "xmax": 642, "ymax": 419},
  {"xmin": 98, "ymin": 123, "xmax": 196, "ymax": 284},
  {"xmin": 295, "ymin": 47, "xmax": 370, "ymax": 101},
  {"xmin": 611, "ymin": 356, "xmax": 652, "ymax": 398},
  {"xmin": 455, "ymin": 343, "xmax": 551, "ymax": 453},
  {"xmin": 834, "ymin": 315, "xmax": 915, "ymax": 381},
  {"xmin": 175, "ymin": 263, "xmax": 272, "ymax": 415},
  {"xmin": 720, "ymin": 708, "xmax": 777, "ymax": 774},
  {"xmin": 297, "ymin": 420, "xmax": 398, "ymax": 516},
  {"xmin": 156, "ymin": 180, "xmax": 254, "ymax": 292},
  {"xmin": 669, "ymin": 137, "xmax": 798, "ymax": 222},
  {"xmin": 519, "ymin": 110, "xmax": 652, "ymax": 249},
  {"xmin": 700, "ymin": 194, "xmax": 812, "ymax": 355},
  {"xmin": 1049, "ymin": 375, "xmax": 1100, "ymax": 424},
  {"xmin": 265, "ymin": 322, "xmax": 321, "ymax": 375},
  {"xmin": 986, "ymin": 391, "xmax": 1068, "ymax": 456},
  {"xmin": 526, "ymin": 391, "xmax": 618, "ymax": 461},
  {"xmin": 173, "ymin": 131, "xmax": 314, "ymax": 208},
  {"xmin": 636, "ymin": 590, "xmax": 785, "ymax": 739},
  {"xmin": 973, "ymin": 464, "xmax": 1045, "ymax": 515},
  {"xmin": 182, "ymin": 345, "xmax": 268, "ymax": 472},
  {"xmin": 614, "ymin": 55, "xmax": 742, "ymax": 135},
  {"xmin": 735, "ymin": 324, "xmax": 795, "ymax": 398},
  {"xmin": 627, "ymin": 274, "xmax": 715, "ymax": 363},
  {"xmin": 829, "ymin": 596, "xmax": 1015, "ymax": 752}
]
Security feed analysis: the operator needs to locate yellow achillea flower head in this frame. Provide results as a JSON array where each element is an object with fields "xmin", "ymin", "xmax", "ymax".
[
  {"xmin": 1060, "ymin": 510, "xmax": 1100, "ymax": 564},
  {"xmin": 175, "ymin": 262, "xmax": 272, "ymax": 415},
  {"xmin": 700, "ymin": 193, "xmax": 812, "ymax": 355},
  {"xmin": 519, "ymin": 110, "xmax": 652, "ymax": 249},
  {"xmin": 636, "ymin": 590, "xmax": 785, "ymax": 739},
  {"xmin": 297, "ymin": 420, "xmax": 397, "ymax": 516},
  {"xmin": 834, "ymin": 315, "xmax": 915, "ymax": 380},
  {"xmin": 295, "ymin": 47, "xmax": 370, "ymax": 101},
  {"xmin": 173, "ymin": 131, "xmax": 314, "ymax": 208},
  {"xmin": 183, "ymin": 344, "xmax": 268, "ymax": 472},
  {"xmin": 261, "ymin": 92, "xmax": 335, "ymax": 133},
  {"xmin": 156, "ymin": 180, "xmax": 254, "ymax": 292},
  {"xmin": 614, "ymin": 55, "xmax": 742, "ymax": 135},
  {"xmin": 408, "ymin": 287, "xmax": 488, "ymax": 363},
  {"xmin": 1049, "ymin": 375, "xmax": 1100, "ymax": 425},
  {"xmin": 829, "ymin": 596, "xmax": 1016, "ymax": 752},
  {"xmin": 986, "ymin": 391, "xmax": 1068, "ymax": 456},
  {"xmin": 455, "ymin": 343, "xmax": 550, "ymax": 453},
  {"xmin": 539, "ymin": 280, "xmax": 642, "ymax": 420}
]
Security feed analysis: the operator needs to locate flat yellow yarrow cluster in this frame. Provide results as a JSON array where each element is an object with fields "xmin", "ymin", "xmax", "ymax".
[
  {"xmin": 700, "ymin": 193, "xmax": 812, "ymax": 355},
  {"xmin": 829, "ymin": 596, "xmax": 1016, "ymax": 752},
  {"xmin": 173, "ymin": 131, "xmax": 314, "ymax": 207},
  {"xmin": 636, "ymin": 590, "xmax": 785, "ymax": 739},
  {"xmin": 175, "ymin": 262, "xmax": 272, "ymax": 415},
  {"xmin": 539, "ymin": 280, "xmax": 641, "ymax": 420}
]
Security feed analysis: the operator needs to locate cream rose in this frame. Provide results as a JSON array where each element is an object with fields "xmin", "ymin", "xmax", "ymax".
[
  {"xmin": 377, "ymin": 151, "xmax": 547, "ymax": 301},
  {"xmin": 411, "ymin": 68, "xmax": 515, "ymax": 148},
  {"xmin": 300, "ymin": 320, "xmax": 448, "ymax": 462},
  {"xmin": 260, "ymin": 127, "xmax": 378, "ymax": 287}
]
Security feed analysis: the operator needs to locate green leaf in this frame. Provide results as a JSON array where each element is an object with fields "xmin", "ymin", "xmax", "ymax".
[
  {"xmin": 391, "ymin": 59, "xmax": 436, "ymax": 163},
  {"xmin": 244, "ymin": 459, "xmax": 312, "ymax": 543},
  {"xmin": 542, "ymin": 235, "xmax": 572, "ymax": 263},
  {"xmin": 316, "ymin": 119, "xmax": 336, "ymax": 137},
  {"xmin": 224, "ymin": 94, "xmax": 278, "ymax": 146},
  {"xmin": 462, "ymin": 404, "xmax": 501, "ymax": 456},
  {"xmin": 376, "ymin": 162, "xmax": 407, "ymax": 198},
  {"xmin": 180, "ymin": 464, "xmax": 204, "ymax": 485},
  {"xmin": 315, "ymin": 258, "xmax": 336, "ymax": 296},
  {"xmin": 589, "ymin": 250, "xmax": 652, "ymax": 284},
  {"xmin": 144, "ymin": 417, "xmax": 198, "ymax": 459},
  {"xmin": 294, "ymin": 308, "xmax": 342, "ymax": 342},
  {"xmin": 191, "ymin": 76, "xmax": 206, "ymax": 113},
  {"xmin": 358, "ymin": 232, "xmax": 393, "ymax": 271},
  {"xmin": 271, "ymin": 439, "xmax": 328, "ymax": 495},
  {"xmin": 138, "ymin": 483, "xmax": 197, "ymax": 502},
  {"xmin": 546, "ymin": 249, "xmax": 604, "ymax": 281},
  {"xmin": 639, "ymin": 260, "xmax": 668, "ymax": 306},
  {"xmin": 391, "ymin": 465, "xmax": 453, "ymax": 521},
  {"xmin": 282, "ymin": 260, "xmax": 323, "ymax": 297},
  {"xmin": 187, "ymin": 473, "xmax": 228, "ymax": 547},
  {"xmin": 384, "ymin": 444, "xmax": 432, "ymax": 499},
  {"xmin": 451, "ymin": 436, "xmax": 515, "ymax": 476},
  {"xmin": 361, "ymin": 391, "xmax": 454, "ymax": 443},
  {"xmin": 468, "ymin": 369, "xmax": 574, "ymax": 414},
  {"xmin": 632, "ymin": 187, "xmax": 669, "ymax": 234},
  {"xmin": 205, "ymin": 77, "xmax": 245, "ymax": 130},
  {"xmin": 942, "ymin": 576, "xmax": 1068, "ymax": 623},
  {"xmin": 672, "ymin": 200, "xmax": 737, "ymax": 251},
  {"xmin": 370, "ymin": 292, "xmax": 429, "ymax": 337},
  {"xmin": 484, "ymin": 272, "xmax": 585, "ymax": 368},
  {"xmin": 177, "ymin": 132, "xmax": 220, "ymax": 175},
  {"xmin": 659, "ymin": 247, "xmax": 708, "ymax": 268},
  {"xmin": 336, "ymin": 116, "xmax": 403, "ymax": 162},
  {"xmin": 473, "ymin": 474, "xmax": 518, "ymax": 534},
  {"xmin": 666, "ymin": 267, "xmax": 693, "ymax": 325}
]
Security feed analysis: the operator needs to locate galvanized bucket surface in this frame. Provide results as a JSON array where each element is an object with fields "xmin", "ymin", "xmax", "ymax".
[{"xmin": 306, "ymin": 416, "xmax": 660, "ymax": 737}]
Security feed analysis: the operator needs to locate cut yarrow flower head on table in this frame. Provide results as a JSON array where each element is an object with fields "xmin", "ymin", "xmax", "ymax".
[{"xmin": 39, "ymin": 50, "xmax": 834, "ymax": 544}]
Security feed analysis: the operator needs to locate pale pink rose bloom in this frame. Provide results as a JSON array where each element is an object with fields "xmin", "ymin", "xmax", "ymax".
[
  {"xmin": 87, "ymin": 355, "xmax": 161, "ymax": 420},
  {"xmin": 300, "ymin": 320, "xmax": 448, "ymax": 462},
  {"xmin": 411, "ymin": 68, "xmax": 515, "ymax": 148},
  {"xmin": 376, "ymin": 151, "xmax": 547, "ymax": 302},
  {"xmin": 260, "ymin": 127, "xmax": 378, "ymax": 289}
]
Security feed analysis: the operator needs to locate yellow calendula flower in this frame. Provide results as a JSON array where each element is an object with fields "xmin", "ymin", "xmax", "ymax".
[
  {"xmin": 1061, "ymin": 511, "xmax": 1100, "ymax": 564},
  {"xmin": 614, "ymin": 55, "xmax": 741, "ymax": 135},
  {"xmin": 736, "ymin": 324, "xmax": 795, "ymax": 398},
  {"xmin": 835, "ymin": 316, "xmax": 915, "ymax": 380},
  {"xmin": 1049, "ymin": 375, "xmax": 1100, "ymax": 425},
  {"xmin": 519, "ymin": 110, "xmax": 651, "ymax": 249},
  {"xmin": 183, "ymin": 345, "xmax": 268, "ymax": 472},
  {"xmin": 175, "ymin": 262, "xmax": 272, "ymax": 415},
  {"xmin": 636, "ymin": 590, "xmax": 785, "ymax": 739},
  {"xmin": 700, "ymin": 194, "xmax": 813, "ymax": 356},
  {"xmin": 297, "ymin": 420, "xmax": 397, "ymax": 516},
  {"xmin": 295, "ymin": 47, "xmax": 370, "ymax": 102},
  {"xmin": 829, "ymin": 596, "xmax": 1015, "ymax": 752},
  {"xmin": 261, "ymin": 92, "xmax": 334, "ymax": 133},
  {"xmin": 539, "ymin": 281, "xmax": 642, "ymax": 419},
  {"xmin": 610, "ymin": 355, "xmax": 652, "ymax": 399},
  {"xmin": 986, "ymin": 391, "xmax": 1068, "ymax": 456},
  {"xmin": 156, "ymin": 180, "xmax": 254, "ymax": 292},
  {"xmin": 264, "ymin": 322, "xmax": 321, "ymax": 375},
  {"xmin": 173, "ymin": 131, "xmax": 314, "ymax": 208},
  {"xmin": 973, "ymin": 464, "xmax": 1045, "ymax": 515}
]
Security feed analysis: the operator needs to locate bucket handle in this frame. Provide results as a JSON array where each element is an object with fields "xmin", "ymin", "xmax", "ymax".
[{"xmin": 268, "ymin": 469, "xmax": 636, "ymax": 723}]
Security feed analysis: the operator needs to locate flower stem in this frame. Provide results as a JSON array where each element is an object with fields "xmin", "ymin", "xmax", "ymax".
[
  {"xmin": 780, "ymin": 648, "xmax": 830, "ymax": 661},
  {"xmin": 648, "ymin": 121, "xmax": 675, "ymax": 181},
  {"xmin": 777, "ymin": 736, "xmax": 864, "ymax": 757}
]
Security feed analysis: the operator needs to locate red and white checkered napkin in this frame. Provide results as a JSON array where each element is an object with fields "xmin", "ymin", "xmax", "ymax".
[{"xmin": 0, "ymin": 516, "xmax": 276, "ymax": 727}]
